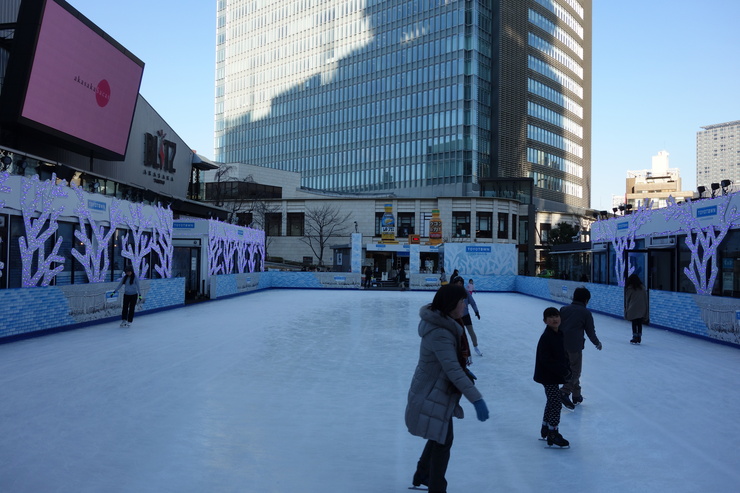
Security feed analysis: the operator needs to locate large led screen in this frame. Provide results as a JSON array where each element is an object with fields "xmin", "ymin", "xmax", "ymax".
[{"xmin": 16, "ymin": 0, "xmax": 144, "ymax": 159}]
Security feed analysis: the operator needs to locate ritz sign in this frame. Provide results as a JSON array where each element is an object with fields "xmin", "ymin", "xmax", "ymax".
[{"xmin": 144, "ymin": 130, "xmax": 176, "ymax": 175}]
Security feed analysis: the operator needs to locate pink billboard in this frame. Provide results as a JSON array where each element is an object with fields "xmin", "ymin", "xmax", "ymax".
[{"xmin": 19, "ymin": 0, "xmax": 144, "ymax": 159}]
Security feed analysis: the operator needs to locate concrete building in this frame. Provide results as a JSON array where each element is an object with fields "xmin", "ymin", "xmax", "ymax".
[
  {"xmin": 624, "ymin": 150, "xmax": 693, "ymax": 210},
  {"xmin": 697, "ymin": 120, "xmax": 740, "ymax": 195},
  {"xmin": 205, "ymin": 163, "xmax": 590, "ymax": 276},
  {"xmin": 214, "ymin": 0, "xmax": 592, "ymax": 213}
]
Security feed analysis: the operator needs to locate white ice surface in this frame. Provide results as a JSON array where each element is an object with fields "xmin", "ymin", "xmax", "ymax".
[{"xmin": 0, "ymin": 290, "xmax": 738, "ymax": 493}]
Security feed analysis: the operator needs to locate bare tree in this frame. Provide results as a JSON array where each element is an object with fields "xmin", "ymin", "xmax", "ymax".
[
  {"xmin": 207, "ymin": 165, "xmax": 254, "ymax": 224},
  {"xmin": 299, "ymin": 204, "xmax": 352, "ymax": 268}
]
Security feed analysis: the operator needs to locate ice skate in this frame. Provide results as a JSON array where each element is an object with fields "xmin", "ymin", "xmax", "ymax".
[
  {"xmin": 560, "ymin": 392, "xmax": 575, "ymax": 410},
  {"xmin": 547, "ymin": 429, "xmax": 570, "ymax": 448},
  {"xmin": 120, "ymin": 321, "xmax": 127, "ymax": 327}
]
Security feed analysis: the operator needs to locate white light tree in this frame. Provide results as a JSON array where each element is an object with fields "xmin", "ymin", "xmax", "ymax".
[
  {"xmin": 19, "ymin": 174, "xmax": 68, "ymax": 287},
  {"xmin": 0, "ymin": 172, "xmax": 9, "ymax": 279},
  {"xmin": 121, "ymin": 201, "xmax": 153, "ymax": 279},
  {"xmin": 150, "ymin": 204, "xmax": 174, "ymax": 278},
  {"xmin": 221, "ymin": 228, "xmax": 238, "ymax": 274},
  {"xmin": 70, "ymin": 184, "xmax": 122, "ymax": 282},
  {"xmin": 610, "ymin": 200, "xmax": 653, "ymax": 285},
  {"xmin": 665, "ymin": 195, "xmax": 740, "ymax": 295},
  {"xmin": 208, "ymin": 220, "xmax": 224, "ymax": 276},
  {"xmin": 236, "ymin": 238, "xmax": 249, "ymax": 273}
]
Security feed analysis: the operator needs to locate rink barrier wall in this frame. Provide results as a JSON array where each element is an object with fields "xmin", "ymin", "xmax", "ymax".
[
  {"xmin": 4, "ymin": 273, "xmax": 740, "ymax": 348},
  {"xmin": 514, "ymin": 277, "xmax": 740, "ymax": 348},
  {"xmin": 0, "ymin": 278, "xmax": 185, "ymax": 342}
]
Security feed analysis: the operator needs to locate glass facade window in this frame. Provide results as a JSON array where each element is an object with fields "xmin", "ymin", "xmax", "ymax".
[
  {"xmin": 287, "ymin": 213, "xmax": 304, "ymax": 237},
  {"xmin": 527, "ymin": 101, "xmax": 583, "ymax": 138},
  {"xmin": 533, "ymin": 0, "xmax": 584, "ymax": 38},
  {"xmin": 452, "ymin": 212, "xmax": 470, "ymax": 238},
  {"xmin": 528, "ymin": 9, "xmax": 583, "ymax": 59},
  {"xmin": 265, "ymin": 213, "xmax": 282, "ymax": 237},
  {"xmin": 528, "ymin": 78, "xmax": 583, "ymax": 118},
  {"xmin": 498, "ymin": 213, "xmax": 509, "ymax": 240},
  {"xmin": 528, "ymin": 124, "xmax": 583, "ymax": 158},
  {"xmin": 397, "ymin": 213, "xmax": 415, "ymax": 237},
  {"xmin": 528, "ymin": 55, "xmax": 583, "ymax": 99},
  {"xmin": 476, "ymin": 212, "xmax": 493, "ymax": 238}
]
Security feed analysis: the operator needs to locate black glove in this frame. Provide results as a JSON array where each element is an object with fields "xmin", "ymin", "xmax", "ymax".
[
  {"xmin": 596, "ymin": 342, "xmax": 603, "ymax": 351},
  {"xmin": 466, "ymin": 369, "xmax": 477, "ymax": 381},
  {"xmin": 475, "ymin": 312, "xmax": 480, "ymax": 320}
]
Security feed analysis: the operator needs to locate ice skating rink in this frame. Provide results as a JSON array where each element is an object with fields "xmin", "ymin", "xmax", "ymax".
[{"xmin": 0, "ymin": 289, "xmax": 738, "ymax": 493}]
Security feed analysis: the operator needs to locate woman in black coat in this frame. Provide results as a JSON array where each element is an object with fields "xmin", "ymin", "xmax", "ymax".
[{"xmin": 533, "ymin": 307, "xmax": 571, "ymax": 448}]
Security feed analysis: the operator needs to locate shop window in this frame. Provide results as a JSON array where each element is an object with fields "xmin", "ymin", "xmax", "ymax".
[
  {"xmin": 453, "ymin": 212, "xmax": 470, "ymax": 238},
  {"xmin": 476, "ymin": 212, "xmax": 492, "ymax": 238},
  {"xmin": 519, "ymin": 217, "xmax": 528, "ymax": 245},
  {"xmin": 375, "ymin": 212, "xmax": 384, "ymax": 236},
  {"xmin": 236, "ymin": 212, "xmax": 253, "ymax": 227},
  {"xmin": 398, "ymin": 213, "xmax": 415, "ymax": 237},
  {"xmin": 498, "ymin": 213, "xmax": 509, "ymax": 239},
  {"xmin": 540, "ymin": 223, "xmax": 551, "ymax": 244},
  {"xmin": 287, "ymin": 213, "xmax": 305, "ymax": 236}
]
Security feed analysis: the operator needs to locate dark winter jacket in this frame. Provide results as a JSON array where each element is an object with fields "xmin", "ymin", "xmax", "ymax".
[
  {"xmin": 560, "ymin": 301, "xmax": 600, "ymax": 352},
  {"xmin": 406, "ymin": 305, "xmax": 483, "ymax": 444},
  {"xmin": 533, "ymin": 326, "xmax": 570, "ymax": 385},
  {"xmin": 624, "ymin": 286, "xmax": 649, "ymax": 321}
]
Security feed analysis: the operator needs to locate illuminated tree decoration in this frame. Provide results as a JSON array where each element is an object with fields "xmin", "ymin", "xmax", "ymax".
[
  {"xmin": 208, "ymin": 220, "xmax": 224, "ymax": 276},
  {"xmin": 150, "ymin": 204, "xmax": 174, "ymax": 278},
  {"xmin": 70, "ymin": 184, "xmax": 122, "ymax": 282},
  {"xmin": 221, "ymin": 228, "xmax": 238, "ymax": 274},
  {"xmin": 0, "ymin": 172, "xmax": 9, "ymax": 278},
  {"xmin": 236, "ymin": 236, "xmax": 249, "ymax": 273},
  {"xmin": 19, "ymin": 174, "xmax": 68, "ymax": 287},
  {"xmin": 611, "ymin": 200, "xmax": 653, "ymax": 285},
  {"xmin": 665, "ymin": 195, "xmax": 740, "ymax": 295},
  {"xmin": 207, "ymin": 220, "xmax": 265, "ymax": 275},
  {"xmin": 121, "ymin": 201, "xmax": 153, "ymax": 279}
]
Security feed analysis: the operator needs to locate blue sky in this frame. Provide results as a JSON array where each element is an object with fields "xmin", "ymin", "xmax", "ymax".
[{"xmin": 68, "ymin": 0, "xmax": 740, "ymax": 211}]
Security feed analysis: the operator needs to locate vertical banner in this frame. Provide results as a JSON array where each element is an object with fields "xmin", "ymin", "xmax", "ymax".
[{"xmin": 381, "ymin": 203, "xmax": 397, "ymax": 243}]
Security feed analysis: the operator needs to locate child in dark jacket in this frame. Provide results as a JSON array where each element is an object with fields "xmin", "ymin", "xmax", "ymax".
[{"xmin": 533, "ymin": 307, "xmax": 571, "ymax": 448}]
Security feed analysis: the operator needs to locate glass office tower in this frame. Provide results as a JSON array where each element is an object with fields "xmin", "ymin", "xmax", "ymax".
[{"xmin": 215, "ymin": 0, "xmax": 591, "ymax": 209}]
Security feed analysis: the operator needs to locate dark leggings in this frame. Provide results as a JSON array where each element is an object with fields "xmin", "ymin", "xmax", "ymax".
[
  {"xmin": 542, "ymin": 384, "xmax": 562, "ymax": 428},
  {"xmin": 122, "ymin": 294, "xmax": 138, "ymax": 323},
  {"xmin": 414, "ymin": 419, "xmax": 454, "ymax": 493},
  {"xmin": 631, "ymin": 319, "xmax": 643, "ymax": 335}
]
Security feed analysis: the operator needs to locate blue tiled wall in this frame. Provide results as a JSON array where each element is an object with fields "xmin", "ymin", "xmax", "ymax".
[
  {"xmin": 4, "ymin": 274, "xmax": 740, "ymax": 348},
  {"xmin": 0, "ymin": 278, "xmax": 184, "ymax": 341}
]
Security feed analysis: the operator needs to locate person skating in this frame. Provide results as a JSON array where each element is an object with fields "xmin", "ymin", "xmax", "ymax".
[
  {"xmin": 533, "ymin": 307, "xmax": 571, "ymax": 448},
  {"xmin": 112, "ymin": 266, "xmax": 141, "ymax": 327},
  {"xmin": 624, "ymin": 273, "xmax": 649, "ymax": 344},
  {"xmin": 452, "ymin": 276, "xmax": 483, "ymax": 356},
  {"xmin": 559, "ymin": 287, "xmax": 601, "ymax": 407},
  {"xmin": 406, "ymin": 284, "xmax": 489, "ymax": 492}
]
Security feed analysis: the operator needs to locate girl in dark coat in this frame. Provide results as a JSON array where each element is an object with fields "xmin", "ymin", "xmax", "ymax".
[
  {"xmin": 533, "ymin": 307, "xmax": 571, "ymax": 448},
  {"xmin": 624, "ymin": 273, "xmax": 649, "ymax": 344}
]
